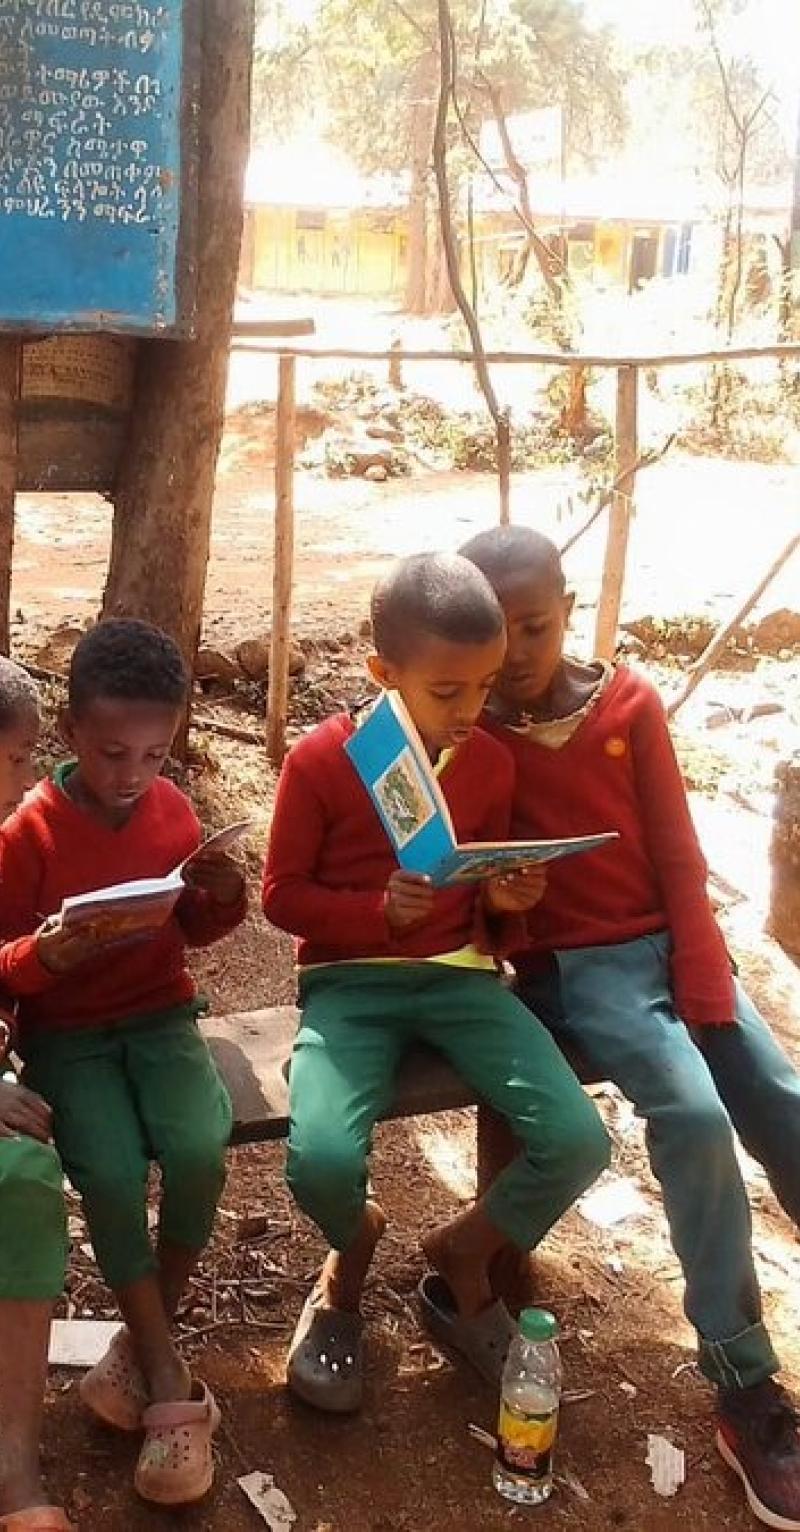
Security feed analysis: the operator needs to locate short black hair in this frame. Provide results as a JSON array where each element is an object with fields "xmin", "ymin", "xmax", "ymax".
[
  {"xmin": 371, "ymin": 552, "xmax": 504, "ymax": 663},
  {"xmin": 68, "ymin": 619, "xmax": 189, "ymax": 716},
  {"xmin": 0, "ymin": 657, "xmax": 39, "ymax": 732},
  {"xmin": 460, "ymin": 526, "xmax": 565, "ymax": 595}
]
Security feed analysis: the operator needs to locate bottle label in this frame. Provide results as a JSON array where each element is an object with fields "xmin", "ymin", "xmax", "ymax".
[{"xmin": 496, "ymin": 1400, "xmax": 558, "ymax": 1481}]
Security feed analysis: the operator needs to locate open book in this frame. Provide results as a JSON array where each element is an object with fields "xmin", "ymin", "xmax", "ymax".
[
  {"xmin": 345, "ymin": 691, "xmax": 617, "ymax": 887},
  {"xmin": 58, "ymin": 820, "xmax": 252, "ymax": 943}
]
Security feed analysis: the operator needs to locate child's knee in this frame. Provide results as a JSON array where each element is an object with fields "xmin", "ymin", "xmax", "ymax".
[
  {"xmin": 570, "ymin": 1096, "xmax": 611, "ymax": 1186},
  {"xmin": 545, "ymin": 1092, "xmax": 611, "ymax": 1196},
  {"xmin": 79, "ymin": 1161, "xmax": 149, "ymax": 1225},
  {"xmin": 0, "ymin": 1137, "xmax": 66, "ymax": 1239},
  {"xmin": 159, "ymin": 1127, "xmax": 229, "ymax": 1201},
  {"xmin": 286, "ymin": 1128, "xmax": 365, "ymax": 1227},
  {"xmin": 668, "ymin": 1092, "xmax": 733, "ymax": 1160},
  {"xmin": 1, "ymin": 1136, "xmax": 63, "ymax": 1206},
  {"xmin": 0, "ymin": 1138, "xmax": 67, "ymax": 1298}
]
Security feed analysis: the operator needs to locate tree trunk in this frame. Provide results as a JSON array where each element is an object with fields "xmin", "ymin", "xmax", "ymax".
[
  {"xmin": 404, "ymin": 52, "xmax": 436, "ymax": 315},
  {"xmin": 103, "ymin": 0, "xmax": 253, "ymax": 696},
  {"xmin": 560, "ymin": 364, "xmax": 588, "ymax": 440}
]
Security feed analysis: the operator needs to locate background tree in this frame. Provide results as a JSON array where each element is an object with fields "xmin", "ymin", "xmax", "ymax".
[{"xmin": 252, "ymin": 0, "xmax": 627, "ymax": 315}]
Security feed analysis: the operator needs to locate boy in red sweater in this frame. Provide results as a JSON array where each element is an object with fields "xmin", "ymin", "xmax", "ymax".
[
  {"xmin": 0, "ymin": 621, "xmax": 246, "ymax": 1509},
  {"xmin": 0, "ymin": 659, "xmax": 71, "ymax": 1532},
  {"xmin": 263, "ymin": 552, "xmax": 610, "ymax": 1414},
  {"xmin": 463, "ymin": 524, "xmax": 800, "ymax": 1532}
]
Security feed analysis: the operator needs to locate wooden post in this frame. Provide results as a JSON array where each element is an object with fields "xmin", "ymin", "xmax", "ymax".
[
  {"xmin": 667, "ymin": 531, "xmax": 800, "ymax": 719},
  {"xmin": 769, "ymin": 753, "xmax": 800, "ymax": 954},
  {"xmin": 266, "ymin": 354, "xmax": 297, "ymax": 767},
  {"xmin": 594, "ymin": 364, "xmax": 638, "ymax": 659},
  {"xmin": 497, "ymin": 412, "xmax": 511, "ymax": 525},
  {"xmin": 0, "ymin": 341, "xmax": 20, "ymax": 656},
  {"xmin": 388, "ymin": 336, "xmax": 404, "ymax": 390}
]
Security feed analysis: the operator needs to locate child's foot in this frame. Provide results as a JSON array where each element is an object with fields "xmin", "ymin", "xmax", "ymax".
[
  {"xmin": 422, "ymin": 1212, "xmax": 495, "ymax": 1318},
  {"xmin": 716, "ymin": 1377, "xmax": 800, "ymax": 1529},
  {"xmin": 285, "ymin": 1202, "xmax": 386, "ymax": 1414},
  {"xmin": 317, "ymin": 1200, "xmax": 386, "ymax": 1313},
  {"xmin": 79, "ymin": 1327, "xmax": 149, "ymax": 1432},
  {"xmin": 135, "ymin": 1381, "xmax": 220, "ymax": 1506}
]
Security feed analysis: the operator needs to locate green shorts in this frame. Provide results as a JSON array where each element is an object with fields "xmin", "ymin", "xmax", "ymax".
[{"xmin": 0, "ymin": 1133, "xmax": 67, "ymax": 1300}]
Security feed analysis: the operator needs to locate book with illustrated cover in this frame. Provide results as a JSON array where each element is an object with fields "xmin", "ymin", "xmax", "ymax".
[
  {"xmin": 57, "ymin": 820, "xmax": 252, "ymax": 943},
  {"xmin": 344, "ymin": 692, "xmax": 617, "ymax": 886}
]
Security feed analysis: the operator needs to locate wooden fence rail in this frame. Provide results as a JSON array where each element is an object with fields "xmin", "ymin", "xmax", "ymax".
[{"xmin": 253, "ymin": 338, "xmax": 800, "ymax": 763}]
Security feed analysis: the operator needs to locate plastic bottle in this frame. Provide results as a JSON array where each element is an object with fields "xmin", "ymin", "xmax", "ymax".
[{"xmin": 493, "ymin": 1307, "xmax": 562, "ymax": 1505}]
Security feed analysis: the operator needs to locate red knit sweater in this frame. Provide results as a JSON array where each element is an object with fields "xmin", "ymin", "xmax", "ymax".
[
  {"xmin": 0, "ymin": 774, "xmax": 246, "ymax": 1034},
  {"xmin": 262, "ymin": 714, "xmax": 523, "ymax": 966},
  {"xmin": 482, "ymin": 667, "xmax": 735, "ymax": 1026}
]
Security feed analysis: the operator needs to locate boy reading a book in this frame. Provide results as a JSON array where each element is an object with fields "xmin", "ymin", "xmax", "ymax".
[
  {"xmin": 262, "ymin": 552, "xmax": 610, "ymax": 1414},
  {"xmin": 0, "ymin": 659, "xmax": 72, "ymax": 1532},
  {"xmin": 0, "ymin": 621, "xmax": 246, "ymax": 1509},
  {"xmin": 462, "ymin": 524, "xmax": 800, "ymax": 1532}
]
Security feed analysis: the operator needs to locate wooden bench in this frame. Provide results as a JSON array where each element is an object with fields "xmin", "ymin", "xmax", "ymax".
[{"xmin": 201, "ymin": 1005, "xmax": 598, "ymax": 1184}]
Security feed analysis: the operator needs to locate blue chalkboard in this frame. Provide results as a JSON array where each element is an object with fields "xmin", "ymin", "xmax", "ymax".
[{"xmin": 0, "ymin": 0, "xmax": 196, "ymax": 334}]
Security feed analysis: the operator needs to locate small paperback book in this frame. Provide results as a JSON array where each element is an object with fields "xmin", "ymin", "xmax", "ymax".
[
  {"xmin": 344, "ymin": 691, "xmax": 617, "ymax": 886},
  {"xmin": 57, "ymin": 820, "xmax": 252, "ymax": 943}
]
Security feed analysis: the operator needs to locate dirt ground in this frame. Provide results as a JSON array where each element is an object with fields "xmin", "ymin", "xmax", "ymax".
[{"xmin": 13, "ymin": 335, "xmax": 800, "ymax": 1531}]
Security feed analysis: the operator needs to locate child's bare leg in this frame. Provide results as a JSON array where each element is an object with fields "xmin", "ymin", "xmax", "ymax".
[
  {"xmin": 317, "ymin": 1200, "xmax": 386, "ymax": 1312},
  {"xmin": 157, "ymin": 1240, "xmax": 203, "ymax": 1322},
  {"xmin": 117, "ymin": 1275, "xmax": 191, "ymax": 1405},
  {"xmin": 423, "ymin": 1199, "xmax": 509, "ymax": 1317},
  {"xmin": 0, "ymin": 1299, "xmax": 52, "ymax": 1515}
]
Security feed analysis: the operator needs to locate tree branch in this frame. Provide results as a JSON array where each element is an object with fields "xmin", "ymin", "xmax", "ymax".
[{"xmin": 433, "ymin": 0, "xmax": 510, "ymax": 520}]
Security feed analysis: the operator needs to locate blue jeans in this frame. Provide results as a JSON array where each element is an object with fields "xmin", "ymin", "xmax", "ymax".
[{"xmin": 517, "ymin": 932, "xmax": 800, "ymax": 1389}]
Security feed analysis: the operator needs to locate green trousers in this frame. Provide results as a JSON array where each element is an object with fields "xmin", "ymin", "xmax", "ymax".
[
  {"xmin": 288, "ymin": 963, "xmax": 610, "ymax": 1252},
  {"xmin": 23, "ymin": 1006, "xmax": 232, "ymax": 1291},
  {"xmin": 0, "ymin": 1135, "xmax": 67, "ymax": 1300}
]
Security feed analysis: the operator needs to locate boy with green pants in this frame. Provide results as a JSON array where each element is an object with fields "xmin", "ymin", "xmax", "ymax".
[
  {"xmin": 0, "ymin": 657, "xmax": 70, "ymax": 1532},
  {"xmin": 263, "ymin": 552, "xmax": 610, "ymax": 1413},
  {"xmin": 0, "ymin": 621, "xmax": 246, "ymax": 1510}
]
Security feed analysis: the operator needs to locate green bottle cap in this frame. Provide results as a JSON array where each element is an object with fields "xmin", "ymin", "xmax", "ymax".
[{"xmin": 519, "ymin": 1307, "xmax": 559, "ymax": 1343}]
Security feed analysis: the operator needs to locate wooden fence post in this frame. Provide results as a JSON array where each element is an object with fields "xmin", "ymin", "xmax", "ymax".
[
  {"xmin": 0, "ymin": 340, "xmax": 20, "ymax": 657},
  {"xmin": 266, "ymin": 353, "xmax": 296, "ymax": 766},
  {"xmin": 388, "ymin": 337, "xmax": 404, "ymax": 390},
  {"xmin": 594, "ymin": 364, "xmax": 638, "ymax": 659}
]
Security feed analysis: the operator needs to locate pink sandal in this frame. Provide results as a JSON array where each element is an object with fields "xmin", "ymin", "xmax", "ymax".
[
  {"xmin": 78, "ymin": 1327, "xmax": 148, "ymax": 1431},
  {"xmin": 134, "ymin": 1382, "xmax": 220, "ymax": 1505},
  {"xmin": 0, "ymin": 1510, "xmax": 74, "ymax": 1530}
]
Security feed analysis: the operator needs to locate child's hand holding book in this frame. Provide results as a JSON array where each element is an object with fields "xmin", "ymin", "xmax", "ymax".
[
  {"xmin": 181, "ymin": 847, "xmax": 245, "ymax": 907},
  {"xmin": 36, "ymin": 915, "xmax": 107, "ymax": 975},
  {"xmin": 0, "ymin": 1077, "xmax": 53, "ymax": 1142},
  {"xmin": 384, "ymin": 870, "xmax": 434, "ymax": 932},
  {"xmin": 484, "ymin": 863, "xmax": 547, "ymax": 915}
]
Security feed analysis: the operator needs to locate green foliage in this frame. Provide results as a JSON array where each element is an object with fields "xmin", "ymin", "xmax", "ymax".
[{"xmin": 252, "ymin": 0, "xmax": 627, "ymax": 174}]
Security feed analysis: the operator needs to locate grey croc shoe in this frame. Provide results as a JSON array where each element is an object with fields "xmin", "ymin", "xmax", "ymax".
[
  {"xmin": 417, "ymin": 1272, "xmax": 516, "ymax": 1387},
  {"xmin": 286, "ymin": 1285, "xmax": 364, "ymax": 1414}
]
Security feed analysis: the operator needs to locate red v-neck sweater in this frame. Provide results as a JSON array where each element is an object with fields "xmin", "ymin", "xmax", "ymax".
[
  {"xmin": 482, "ymin": 667, "xmax": 735, "ymax": 1026},
  {"xmin": 0, "ymin": 775, "xmax": 246, "ymax": 1033},
  {"xmin": 262, "ymin": 713, "xmax": 523, "ymax": 967}
]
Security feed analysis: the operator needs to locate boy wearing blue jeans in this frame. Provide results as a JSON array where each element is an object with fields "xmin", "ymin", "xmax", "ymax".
[
  {"xmin": 263, "ymin": 552, "xmax": 610, "ymax": 1413},
  {"xmin": 463, "ymin": 524, "xmax": 800, "ymax": 1532}
]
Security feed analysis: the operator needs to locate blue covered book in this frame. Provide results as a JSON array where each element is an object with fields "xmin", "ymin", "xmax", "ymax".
[{"xmin": 344, "ymin": 691, "xmax": 617, "ymax": 887}]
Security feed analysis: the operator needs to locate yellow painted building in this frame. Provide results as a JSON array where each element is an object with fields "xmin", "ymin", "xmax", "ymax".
[
  {"xmin": 245, "ymin": 205, "xmax": 407, "ymax": 297},
  {"xmin": 242, "ymin": 141, "xmax": 408, "ymax": 298}
]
